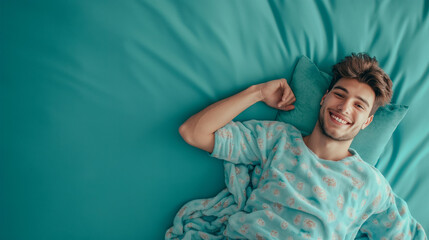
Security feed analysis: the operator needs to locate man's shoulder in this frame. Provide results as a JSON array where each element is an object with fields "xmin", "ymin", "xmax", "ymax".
[
  {"xmin": 349, "ymin": 149, "xmax": 380, "ymax": 172},
  {"xmin": 354, "ymin": 159, "xmax": 390, "ymax": 189}
]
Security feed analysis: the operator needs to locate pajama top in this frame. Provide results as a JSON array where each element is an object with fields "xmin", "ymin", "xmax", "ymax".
[{"xmin": 209, "ymin": 120, "xmax": 427, "ymax": 240}]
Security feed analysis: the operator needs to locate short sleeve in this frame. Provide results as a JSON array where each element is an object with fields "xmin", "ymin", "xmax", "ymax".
[
  {"xmin": 208, "ymin": 120, "xmax": 288, "ymax": 165},
  {"xmin": 357, "ymin": 190, "xmax": 427, "ymax": 239}
]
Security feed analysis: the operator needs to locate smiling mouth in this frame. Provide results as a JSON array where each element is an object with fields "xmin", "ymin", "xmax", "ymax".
[{"xmin": 329, "ymin": 111, "xmax": 351, "ymax": 125}]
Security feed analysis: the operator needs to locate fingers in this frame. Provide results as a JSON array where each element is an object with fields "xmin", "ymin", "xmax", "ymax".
[
  {"xmin": 279, "ymin": 90, "xmax": 296, "ymax": 107},
  {"xmin": 281, "ymin": 80, "xmax": 295, "ymax": 100},
  {"xmin": 277, "ymin": 104, "xmax": 295, "ymax": 111},
  {"xmin": 280, "ymin": 79, "xmax": 289, "ymax": 100},
  {"xmin": 283, "ymin": 105, "xmax": 295, "ymax": 111},
  {"xmin": 277, "ymin": 94, "xmax": 296, "ymax": 109},
  {"xmin": 284, "ymin": 89, "xmax": 295, "ymax": 103},
  {"xmin": 277, "ymin": 98, "xmax": 295, "ymax": 108},
  {"xmin": 275, "ymin": 78, "xmax": 295, "ymax": 111}
]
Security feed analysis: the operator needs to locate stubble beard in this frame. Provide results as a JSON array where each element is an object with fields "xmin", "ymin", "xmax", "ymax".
[{"xmin": 318, "ymin": 107, "xmax": 361, "ymax": 141}]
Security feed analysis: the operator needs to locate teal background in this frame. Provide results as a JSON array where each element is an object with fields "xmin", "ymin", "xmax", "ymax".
[{"xmin": 1, "ymin": 0, "xmax": 428, "ymax": 239}]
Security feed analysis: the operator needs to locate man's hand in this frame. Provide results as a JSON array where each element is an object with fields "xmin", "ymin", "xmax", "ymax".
[{"xmin": 257, "ymin": 78, "xmax": 296, "ymax": 111}]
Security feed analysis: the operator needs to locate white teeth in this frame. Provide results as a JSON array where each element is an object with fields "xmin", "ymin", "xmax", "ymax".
[{"xmin": 331, "ymin": 114, "xmax": 348, "ymax": 124}]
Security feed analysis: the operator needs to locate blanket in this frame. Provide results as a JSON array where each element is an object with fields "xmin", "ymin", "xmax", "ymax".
[{"xmin": 165, "ymin": 161, "xmax": 258, "ymax": 239}]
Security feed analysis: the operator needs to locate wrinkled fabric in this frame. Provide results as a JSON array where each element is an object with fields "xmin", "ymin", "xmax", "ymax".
[{"xmin": 166, "ymin": 120, "xmax": 426, "ymax": 239}]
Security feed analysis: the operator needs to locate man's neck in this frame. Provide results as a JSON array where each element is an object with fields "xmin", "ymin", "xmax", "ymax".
[{"xmin": 302, "ymin": 124, "xmax": 353, "ymax": 161}]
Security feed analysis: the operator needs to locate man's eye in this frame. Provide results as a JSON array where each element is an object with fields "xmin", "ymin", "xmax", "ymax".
[
  {"xmin": 356, "ymin": 104, "xmax": 364, "ymax": 109},
  {"xmin": 334, "ymin": 93, "xmax": 343, "ymax": 98}
]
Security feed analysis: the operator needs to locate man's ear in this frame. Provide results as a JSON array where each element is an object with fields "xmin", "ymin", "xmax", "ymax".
[
  {"xmin": 361, "ymin": 115, "xmax": 374, "ymax": 130},
  {"xmin": 320, "ymin": 90, "xmax": 329, "ymax": 105}
]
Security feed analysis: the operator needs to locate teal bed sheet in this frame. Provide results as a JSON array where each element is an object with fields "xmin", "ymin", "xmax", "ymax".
[{"xmin": 1, "ymin": 0, "xmax": 429, "ymax": 239}]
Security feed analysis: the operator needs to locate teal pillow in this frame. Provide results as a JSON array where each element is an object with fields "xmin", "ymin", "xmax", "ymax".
[{"xmin": 275, "ymin": 56, "xmax": 409, "ymax": 166}]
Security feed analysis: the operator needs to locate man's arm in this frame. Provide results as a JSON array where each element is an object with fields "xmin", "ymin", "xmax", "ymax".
[
  {"xmin": 179, "ymin": 79, "xmax": 296, "ymax": 153},
  {"xmin": 357, "ymin": 191, "xmax": 427, "ymax": 239}
]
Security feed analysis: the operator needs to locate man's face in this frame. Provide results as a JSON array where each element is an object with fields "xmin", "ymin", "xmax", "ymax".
[{"xmin": 318, "ymin": 78, "xmax": 375, "ymax": 141}]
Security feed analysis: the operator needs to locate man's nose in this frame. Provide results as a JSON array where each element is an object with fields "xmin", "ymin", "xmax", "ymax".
[{"xmin": 337, "ymin": 99, "xmax": 353, "ymax": 114}]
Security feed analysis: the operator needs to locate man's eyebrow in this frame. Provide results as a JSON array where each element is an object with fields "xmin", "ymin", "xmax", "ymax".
[{"xmin": 332, "ymin": 86, "xmax": 370, "ymax": 108}]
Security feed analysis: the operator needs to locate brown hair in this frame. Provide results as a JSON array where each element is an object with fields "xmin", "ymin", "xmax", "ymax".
[{"xmin": 328, "ymin": 52, "xmax": 393, "ymax": 116}]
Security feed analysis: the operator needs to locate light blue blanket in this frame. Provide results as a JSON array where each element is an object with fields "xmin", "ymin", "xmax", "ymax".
[{"xmin": 165, "ymin": 161, "xmax": 254, "ymax": 239}]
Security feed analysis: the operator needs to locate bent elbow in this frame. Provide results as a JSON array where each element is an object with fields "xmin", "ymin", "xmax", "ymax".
[
  {"xmin": 179, "ymin": 124, "xmax": 193, "ymax": 143},
  {"xmin": 178, "ymin": 124, "xmax": 186, "ymax": 137}
]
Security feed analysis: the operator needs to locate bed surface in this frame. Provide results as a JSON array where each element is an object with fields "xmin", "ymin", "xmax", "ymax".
[{"xmin": 1, "ymin": 1, "xmax": 429, "ymax": 239}]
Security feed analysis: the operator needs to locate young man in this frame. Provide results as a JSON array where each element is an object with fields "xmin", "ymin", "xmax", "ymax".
[{"xmin": 178, "ymin": 53, "xmax": 426, "ymax": 239}]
